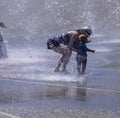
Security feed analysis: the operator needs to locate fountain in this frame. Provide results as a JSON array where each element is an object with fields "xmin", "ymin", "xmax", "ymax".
[{"xmin": 0, "ymin": 1, "xmax": 120, "ymax": 117}]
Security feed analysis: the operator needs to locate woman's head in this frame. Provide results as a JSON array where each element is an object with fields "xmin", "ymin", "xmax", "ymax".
[
  {"xmin": 81, "ymin": 26, "xmax": 92, "ymax": 37},
  {"xmin": 75, "ymin": 26, "xmax": 92, "ymax": 37}
]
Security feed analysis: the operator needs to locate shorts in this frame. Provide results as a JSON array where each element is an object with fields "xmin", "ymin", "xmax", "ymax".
[
  {"xmin": 52, "ymin": 44, "xmax": 72, "ymax": 62},
  {"xmin": 76, "ymin": 54, "xmax": 86, "ymax": 62}
]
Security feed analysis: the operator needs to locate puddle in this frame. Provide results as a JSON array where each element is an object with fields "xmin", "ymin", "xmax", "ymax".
[{"xmin": 0, "ymin": 79, "xmax": 87, "ymax": 104}]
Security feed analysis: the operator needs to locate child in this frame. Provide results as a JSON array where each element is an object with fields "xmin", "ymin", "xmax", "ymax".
[{"xmin": 73, "ymin": 36, "xmax": 95, "ymax": 75}]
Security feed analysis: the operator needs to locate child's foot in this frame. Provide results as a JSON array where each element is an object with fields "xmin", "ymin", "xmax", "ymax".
[
  {"xmin": 81, "ymin": 72, "xmax": 87, "ymax": 75},
  {"xmin": 54, "ymin": 68, "xmax": 60, "ymax": 72},
  {"xmin": 78, "ymin": 72, "xmax": 81, "ymax": 75},
  {"xmin": 61, "ymin": 70, "xmax": 70, "ymax": 74}
]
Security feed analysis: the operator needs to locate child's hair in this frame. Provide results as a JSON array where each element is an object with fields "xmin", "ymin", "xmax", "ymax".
[{"xmin": 79, "ymin": 36, "xmax": 87, "ymax": 44}]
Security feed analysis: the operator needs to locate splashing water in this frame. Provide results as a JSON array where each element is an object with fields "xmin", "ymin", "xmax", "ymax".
[{"xmin": 0, "ymin": 0, "xmax": 120, "ymax": 84}]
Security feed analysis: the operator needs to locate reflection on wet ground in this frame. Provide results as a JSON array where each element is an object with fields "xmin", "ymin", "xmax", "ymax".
[
  {"xmin": 0, "ymin": 78, "xmax": 87, "ymax": 104},
  {"xmin": 0, "ymin": 76, "xmax": 120, "ymax": 105}
]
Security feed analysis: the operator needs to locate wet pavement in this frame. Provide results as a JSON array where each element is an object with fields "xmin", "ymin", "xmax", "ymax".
[
  {"xmin": 0, "ymin": 37, "xmax": 120, "ymax": 118},
  {"xmin": 0, "ymin": 77, "xmax": 120, "ymax": 118}
]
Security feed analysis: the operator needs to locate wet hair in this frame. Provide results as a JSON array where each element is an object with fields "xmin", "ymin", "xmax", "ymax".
[
  {"xmin": 73, "ymin": 29, "xmax": 83, "ymax": 34},
  {"xmin": 79, "ymin": 35, "xmax": 87, "ymax": 44}
]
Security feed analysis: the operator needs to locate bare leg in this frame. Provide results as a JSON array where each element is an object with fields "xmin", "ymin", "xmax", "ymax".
[
  {"xmin": 77, "ymin": 61, "xmax": 81, "ymax": 75},
  {"xmin": 61, "ymin": 50, "xmax": 72, "ymax": 72},
  {"xmin": 81, "ymin": 58, "xmax": 87, "ymax": 74},
  {"xmin": 61, "ymin": 54, "xmax": 67, "ymax": 72},
  {"xmin": 52, "ymin": 45, "xmax": 72, "ymax": 73},
  {"xmin": 54, "ymin": 55, "xmax": 64, "ymax": 72}
]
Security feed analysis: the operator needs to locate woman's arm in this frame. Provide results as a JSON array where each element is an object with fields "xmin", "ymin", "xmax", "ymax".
[{"xmin": 68, "ymin": 34, "xmax": 81, "ymax": 52}]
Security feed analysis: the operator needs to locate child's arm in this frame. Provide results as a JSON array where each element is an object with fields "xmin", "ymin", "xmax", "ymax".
[
  {"xmin": 82, "ymin": 44, "xmax": 95, "ymax": 53},
  {"xmin": 87, "ymin": 49, "xmax": 95, "ymax": 53}
]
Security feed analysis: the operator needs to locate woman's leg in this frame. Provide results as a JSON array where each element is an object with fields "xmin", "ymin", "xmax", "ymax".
[
  {"xmin": 53, "ymin": 45, "xmax": 71, "ymax": 72},
  {"xmin": 54, "ymin": 55, "xmax": 64, "ymax": 72},
  {"xmin": 61, "ymin": 48, "xmax": 72, "ymax": 72}
]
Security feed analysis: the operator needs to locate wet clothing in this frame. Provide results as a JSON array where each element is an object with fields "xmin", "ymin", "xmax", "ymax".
[
  {"xmin": 47, "ymin": 37, "xmax": 60, "ymax": 49},
  {"xmin": 73, "ymin": 44, "xmax": 90, "ymax": 75},
  {"xmin": 47, "ymin": 33, "xmax": 70, "ymax": 49},
  {"xmin": 46, "ymin": 31, "xmax": 90, "ymax": 72},
  {"xmin": 47, "ymin": 33, "xmax": 71, "ymax": 72},
  {"xmin": 73, "ymin": 44, "xmax": 90, "ymax": 60},
  {"xmin": 53, "ymin": 44, "xmax": 72, "ymax": 64}
]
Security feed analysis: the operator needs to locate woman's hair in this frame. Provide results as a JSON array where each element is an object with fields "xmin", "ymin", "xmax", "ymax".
[{"xmin": 76, "ymin": 29, "xmax": 82, "ymax": 32}]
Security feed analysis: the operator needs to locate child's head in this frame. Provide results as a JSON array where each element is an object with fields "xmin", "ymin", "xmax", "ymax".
[
  {"xmin": 78, "ymin": 40, "xmax": 82, "ymax": 45},
  {"xmin": 79, "ymin": 35, "xmax": 88, "ymax": 44}
]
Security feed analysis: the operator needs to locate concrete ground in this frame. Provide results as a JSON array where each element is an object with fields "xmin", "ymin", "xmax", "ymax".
[{"xmin": 0, "ymin": 37, "xmax": 120, "ymax": 118}]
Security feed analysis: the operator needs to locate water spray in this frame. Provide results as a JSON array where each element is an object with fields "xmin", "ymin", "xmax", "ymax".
[{"xmin": 97, "ymin": 7, "xmax": 120, "ymax": 32}]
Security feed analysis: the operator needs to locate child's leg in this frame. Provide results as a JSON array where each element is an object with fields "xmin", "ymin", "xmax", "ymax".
[
  {"xmin": 77, "ymin": 61, "xmax": 81, "ymax": 75},
  {"xmin": 81, "ymin": 58, "xmax": 87, "ymax": 74}
]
